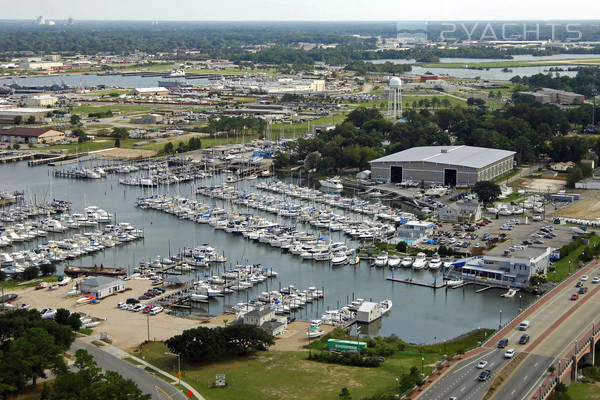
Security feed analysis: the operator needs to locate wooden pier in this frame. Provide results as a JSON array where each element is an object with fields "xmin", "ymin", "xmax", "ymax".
[
  {"xmin": 386, "ymin": 276, "xmax": 446, "ymax": 289},
  {"xmin": 28, "ymin": 152, "xmax": 89, "ymax": 166},
  {"xmin": 0, "ymin": 151, "xmax": 37, "ymax": 163}
]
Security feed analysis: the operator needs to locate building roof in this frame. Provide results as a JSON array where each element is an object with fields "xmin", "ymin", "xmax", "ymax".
[
  {"xmin": 134, "ymin": 87, "xmax": 169, "ymax": 93},
  {"xmin": 0, "ymin": 127, "xmax": 63, "ymax": 137},
  {"xmin": 370, "ymin": 146, "xmax": 515, "ymax": 169},
  {"xmin": 79, "ymin": 276, "xmax": 121, "ymax": 288},
  {"xmin": 243, "ymin": 306, "xmax": 273, "ymax": 319},
  {"xmin": 357, "ymin": 301, "xmax": 378, "ymax": 312},
  {"xmin": 0, "ymin": 107, "xmax": 56, "ymax": 115}
]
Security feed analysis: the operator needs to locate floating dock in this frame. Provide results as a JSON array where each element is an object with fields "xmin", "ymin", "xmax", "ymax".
[{"xmin": 386, "ymin": 276, "xmax": 446, "ymax": 289}]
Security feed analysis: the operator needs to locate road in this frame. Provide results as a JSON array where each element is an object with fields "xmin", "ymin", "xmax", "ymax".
[
  {"xmin": 419, "ymin": 261, "xmax": 600, "ymax": 400},
  {"xmin": 71, "ymin": 339, "xmax": 185, "ymax": 400}
]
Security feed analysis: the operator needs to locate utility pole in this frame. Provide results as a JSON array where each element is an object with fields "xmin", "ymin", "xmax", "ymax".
[{"xmin": 147, "ymin": 313, "xmax": 150, "ymax": 342}]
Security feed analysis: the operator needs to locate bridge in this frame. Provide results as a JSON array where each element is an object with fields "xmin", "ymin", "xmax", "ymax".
[{"xmin": 416, "ymin": 259, "xmax": 600, "ymax": 400}]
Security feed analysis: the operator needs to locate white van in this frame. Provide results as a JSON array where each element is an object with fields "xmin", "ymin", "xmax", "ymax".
[{"xmin": 519, "ymin": 320, "xmax": 530, "ymax": 331}]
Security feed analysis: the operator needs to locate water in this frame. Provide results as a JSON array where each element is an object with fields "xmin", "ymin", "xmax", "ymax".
[
  {"xmin": 0, "ymin": 74, "xmax": 210, "ymax": 89},
  {"xmin": 0, "ymin": 161, "xmax": 534, "ymax": 342}
]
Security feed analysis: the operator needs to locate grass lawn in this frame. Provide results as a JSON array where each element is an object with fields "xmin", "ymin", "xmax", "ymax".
[
  {"xmin": 549, "ymin": 236, "xmax": 600, "ymax": 283},
  {"xmin": 137, "ymin": 328, "xmax": 491, "ymax": 400},
  {"xmin": 0, "ymin": 275, "xmax": 58, "ymax": 290},
  {"xmin": 72, "ymin": 104, "xmax": 156, "ymax": 114},
  {"xmin": 418, "ymin": 58, "xmax": 600, "ymax": 69},
  {"xmin": 270, "ymin": 114, "xmax": 347, "ymax": 137},
  {"xmin": 568, "ymin": 382, "xmax": 600, "ymax": 399}
]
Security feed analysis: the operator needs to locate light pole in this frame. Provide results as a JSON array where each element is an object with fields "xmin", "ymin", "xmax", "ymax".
[
  {"xmin": 421, "ymin": 357, "xmax": 425, "ymax": 376},
  {"xmin": 519, "ymin": 294, "xmax": 522, "ymax": 312},
  {"xmin": 499, "ymin": 309, "xmax": 502, "ymax": 328},
  {"xmin": 164, "ymin": 352, "xmax": 181, "ymax": 384}
]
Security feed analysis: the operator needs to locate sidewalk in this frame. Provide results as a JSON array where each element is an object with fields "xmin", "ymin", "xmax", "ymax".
[{"xmin": 78, "ymin": 335, "xmax": 205, "ymax": 400}]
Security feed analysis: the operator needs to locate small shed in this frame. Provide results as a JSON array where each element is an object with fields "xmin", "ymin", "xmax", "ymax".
[
  {"xmin": 78, "ymin": 276, "xmax": 125, "ymax": 299},
  {"xmin": 356, "ymin": 301, "xmax": 382, "ymax": 323}
]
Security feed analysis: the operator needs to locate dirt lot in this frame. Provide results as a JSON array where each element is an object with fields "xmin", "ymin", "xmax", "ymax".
[
  {"xmin": 521, "ymin": 178, "xmax": 566, "ymax": 192},
  {"xmin": 94, "ymin": 147, "xmax": 157, "ymax": 159},
  {"xmin": 9, "ymin": 279, "xmax": 334, "ymax": 352},
  {"xmin": 553, "ymin": 190, "xmax": 600, "ymax": 220}
]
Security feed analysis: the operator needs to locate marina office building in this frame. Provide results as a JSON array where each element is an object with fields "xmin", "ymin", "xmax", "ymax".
[
  {"xmin": 455, "ymin": 246, "xmax": 552, "ymax": 288},
  {"xmin": 369, "ymin": 145, "xmax": 515, "ymax": 187}
]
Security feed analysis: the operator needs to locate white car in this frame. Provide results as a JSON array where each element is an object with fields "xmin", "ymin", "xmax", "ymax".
[
  {"xmin": 504, "ymin": 349, "xmax": 516, "ymax": 359},
  {"xmin": 477, "ymin": 360, "xmax": 488, "ymax": 369},
  {"xmin": 581, "ymin": 275, "xmax": 589, "ymax": 281},
  {"xmin": 149, "ymin": 306, "xmax": 163, "ymax": 315},
  {"xmin": 117, "ymin": 301, "xmax": 127, "ymax": 309},
  {"xmin": 131, "ymin": 304, "xmax": 144, "ymax": 312},
  {"xmin": 593, "ymin": 277, "xmax": 600, "ymax": 284}
]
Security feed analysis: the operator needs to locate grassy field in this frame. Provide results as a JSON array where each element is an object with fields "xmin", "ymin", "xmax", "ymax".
[
  {"xmin": 353, "ymin": 94, "xmax": 465, "ymax": 110},
  {"xmin": 549, "ymin": 235, "xmax": 600, "ymax": 283},
  {"xmin": 568, "ymin": 382, "xmax": 600, "ymax": 399},
  {"xmin": 72, "ymin": 104, "xmax": 157, "ymax": 114},
  {"xmin": 136, "ymin": 328, "xmax": 492, "ymax": 400},
  {"xmin": 0, "ymin": 275, "xmax": 58, "ymax": 290}
]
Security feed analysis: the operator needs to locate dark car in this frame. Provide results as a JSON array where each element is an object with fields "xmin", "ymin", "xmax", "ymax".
[
  {"xmin": 138, "ymin": 295, "xmax": 150, "ymax": 300},
  {"xmin": 519, "ymin": 334, "xmax": 530, "ymax": 345},
  {"xmin": 498, "ymin": 338, "xmax": 509, "ymax": 348},
  {"xmin": 578, "ymin": 286, "xmax": 588, "ymax": 295},
  {"xmin": 478, "ymin": 369, "xmax": 492, "ymax": 382},
  {"xmin": 126, "ymin": 298, "xmax": 140, "ymax": 304},
  {"xmin": 576, "ymin": 281, "xmax": 583, "ymax": 288}
]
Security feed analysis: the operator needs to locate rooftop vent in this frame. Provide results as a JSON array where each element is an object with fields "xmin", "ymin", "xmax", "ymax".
[{"xmin": 441, "ymin": 148, "xmax": 448, "ymax": 153}]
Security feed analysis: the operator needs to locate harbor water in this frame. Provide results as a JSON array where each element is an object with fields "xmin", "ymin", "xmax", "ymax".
[{"xmin": 0, "ymin": 161, "xmax": 535, "ymax": 343}]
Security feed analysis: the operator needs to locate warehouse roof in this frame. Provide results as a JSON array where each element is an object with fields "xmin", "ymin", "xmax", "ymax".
[
  {"xmin": 0, "ymin": 127, "xmax": 63, "ymax": 137},
  {"xmin": 370, "ymin": 146, "xmax": 515, "ymax": 169}
]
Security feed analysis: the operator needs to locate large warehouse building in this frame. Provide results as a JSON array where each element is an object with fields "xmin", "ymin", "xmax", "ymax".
[{"xmin": 370, "ymin": 145, "xmax": 515, "ymax": 187}]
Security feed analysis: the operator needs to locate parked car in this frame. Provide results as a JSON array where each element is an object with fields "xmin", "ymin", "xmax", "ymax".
[
  {"xmin": 126, "ymin": 298, "xmax": 140, "ymax": 304},
  {"xmin": 150, "ymin": 306, "xmax": 164, "ymax": 315},
  {"xmin": 117, "ymin": 301, "xmax": 128, "ymax": 310},
  {"xmin": 138, "ymin": 295, "xmax": 150, "ymax": 300},
  {"xmin": 519, "ymin": 334, "xmax": 530, "ymax": 345},
  {"xmin": 131, "ymin": 304, "xmax": 145, "ymax": 312}
]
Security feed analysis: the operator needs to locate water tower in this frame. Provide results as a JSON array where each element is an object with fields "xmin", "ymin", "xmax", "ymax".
[{"xmin": 387, "ymin": 77, "xmax": 403, "ymax": 120}]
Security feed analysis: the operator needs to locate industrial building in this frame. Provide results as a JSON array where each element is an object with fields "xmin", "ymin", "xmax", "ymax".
[
  {"xmin": 133, "ymin": 87, "xmax": 170, "ymax": 96},
  {"xmin": 0, "ymin": 107, "xmax": 55, "ymax": 124},
  {"xmin": 0, "ymin": 127, "xmax": 65, "ymax": 144},
  {"xmin": 519, "ymin": 88, "xmax": 585, "ymax": 105},
  {"xmin": 24, "ymin": 95, "xmax": 58, "ymax": 107},
  {"xmin": 369, "ymin": 145, "xmax": 515, "ymax": 187}
]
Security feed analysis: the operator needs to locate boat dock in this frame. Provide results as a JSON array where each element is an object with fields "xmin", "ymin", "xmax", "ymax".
[
  {"xmin": 386, "ymin": 276, "xmax": 446, "ymax": 289},
  {"xmin": 0, "ymin": 151, "xmax": 37, "ymax": 163},
  {"xmin": 28, "ymin": 152, "xmax": 89, "ymax": 166},
  {"xmin": 53, "ymin": 169, "xmax": 94, "ymax": 179}
]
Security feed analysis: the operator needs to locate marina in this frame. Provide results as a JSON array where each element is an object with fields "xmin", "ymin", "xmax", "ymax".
[{"xmin": 0, "ymin": 159, "xmax": 533, "ymax": 341}]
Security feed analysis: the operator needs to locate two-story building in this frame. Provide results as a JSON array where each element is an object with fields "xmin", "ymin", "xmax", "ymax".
[{"xmin": 435, "ymin": 199, "xmax": 482, "ymax": 223}]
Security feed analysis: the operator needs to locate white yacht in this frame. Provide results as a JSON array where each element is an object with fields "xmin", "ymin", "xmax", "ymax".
[
  {"xmin": 428, "ymin": 253, "xmax": 442, "ymax": 270},
  {"xmin": 400, "ymin": 256, "xmax": 413, "ymax": 268},
  {"xmin": 319, "ymin": 177, "xmax": 343, "ymax": 191},
  {"xmin": 331, "ymin": 252, "xmax": 348, "ymax": 265},
  {"xmin": 388, "ymin": 255, "xmax": 401, "ymax": 268},
  {"xmin": 374, "ymin": 251, "xmax": 388, "ymax": 267},
  {"xmin": 412, "ymin": 252, "xmax": 428, "ymax": 270}
]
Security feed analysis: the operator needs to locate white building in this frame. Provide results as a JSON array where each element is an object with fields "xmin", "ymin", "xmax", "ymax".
[
  {"xmin": 435, "ymin": 199, "xmax": 482, "ymax": 222},
  {"xmin": 24, "ymin": 95, "xmax": 58, "ymax": 107},
  {"xmin": 356, "ymin": 301, "xmax": 382, "ymax": 323},
  {"xmin": 19, "ymin": 61, "xmax": 63, "ymax": 70},
  {"xmin": 78, "ymin": 276, "xmax": 125, "ymax": 299},
  {"xmin": 395, "ymin": 221, "xmax": 435, "ymax": 239}
]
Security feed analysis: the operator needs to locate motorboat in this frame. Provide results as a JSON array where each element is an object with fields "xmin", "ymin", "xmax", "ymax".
[
  {"xmin": 57, "ymin": 276, "xmax": 72, "ymax": 286},
  {"xmin": 331, "ymin": 252, "xmax": 348, "ymax": 265},
  {"xmin": 387, "ymin": 255, "xmax": 401, "ymax": 268},
  {"xmin": 446, "ymin": 278, "xmax": 464, "ymax": 287},
  {"xmin": 347, "ymin": 253, "xmax": 360, "ymax": 265},
  {"xmin": 428, "ymin": 254, "xmax": 442, "ymax": 270},
  {"xmin": 374, "ymin": 251, "xmax": 388, "ymax": 267},
  {"xmin": 306, "ymin": 326, "xmax": 325, "ymax": 338},
  {"xmin": 400, "ymin": 256, "xmax": 413, "ymax": 268},
  {"xmin": 40, "ymin": 308, "xmax": 57, "ymax": 319},
  {"xmin": 319, "ymin": 177, "xmax": 343, "ymax": 191},
  {"xmin": 412, "ymin": 253, "xmax": 427, "ymax": 270},
  {"xmin": 379, "ymin": 299, "xmax": 393, "ymax": 315}
]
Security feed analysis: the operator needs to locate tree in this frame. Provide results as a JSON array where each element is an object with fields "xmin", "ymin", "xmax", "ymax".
[
  {"xmin": 112, "ymin": 127, "xmax": 129, "ymax": 138},
  {"xmin": 472, "ymin": 181, "xmax": 501, "ymax": 204},
  {"xmin": 396, "ymin": 241, "xmax": 408, "ymax": 253},
  {"xmin": 114, "ymin": 138, "xmax": 121, "ymax": 148},
  {"xmin": 339, "ymin": 387, "xmax": 352, "ymax": 400},
  {"xmin": 26, "ymin": 116, "xmax": 36, "ymax": 125},
  {"xmin": 13, "ymin": 116, "xmax": 22, "ymax": 125},
  {"xmin": 304, "ymin": 151, "xmax": 321, "ymax": 171},
  {"xmin": 9, "ymin": 327, "xmax": 66, "ymax": 385},
  {"xmin": 70, "ymin": 114, "xmax": 81, "ymax": 126},
  {"xmin": 21, "ymin": 266, "xmax": 39, "ymax": 280},
  {"xmin": 567, "ymin": 166, "xmax": 584, "ymax": 188},
  {"xmin": 163, "ymin": 142, "xmax": 175, "ymax": 154},
  {"xmin": 39, "ymin": 263, "xmax": 56, "ymax": 276}
]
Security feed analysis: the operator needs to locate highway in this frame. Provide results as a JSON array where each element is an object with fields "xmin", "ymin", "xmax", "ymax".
[
  {"xmin": 71, "ymin": 339, "xmax": 185, "ymax": 400},
  {"xmin": 419, "ymin": 261, "xmax": 600, "ymax": 400}
]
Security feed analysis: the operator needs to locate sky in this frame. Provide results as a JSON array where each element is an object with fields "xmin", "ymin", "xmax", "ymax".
[{"xmin": 3, "ymin": 0, "xmax": 600, "ymax": 21}]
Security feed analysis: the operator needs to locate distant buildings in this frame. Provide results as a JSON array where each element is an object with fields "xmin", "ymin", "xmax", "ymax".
[
  {"xmin": 131, "ymin": 114, "xmax": 164, "ymax": 124},
  {"xmin": 0, "ymin": 127, "xmax": 65, "ymax": 144},
  {"xmin": 24, "ymin": 95, "xmax": 58, "ymax": 107},
  {"xmin": 19, "ymin": 61, "xmax": 63, "ymax": 70},
  {"xmin": 133, "ymin": 87, "xmax": 170, "ymax": 96},
  {"xmin": 519, "ymin": 88, "xmax": 585, "ymax": 105},
  {"xmin": 0, "ymin": 107, "xmax": 54, "ymax": 124},
  {"xmin": 78, "ymin": 276, "xmax": 125, "ymax": 299}
]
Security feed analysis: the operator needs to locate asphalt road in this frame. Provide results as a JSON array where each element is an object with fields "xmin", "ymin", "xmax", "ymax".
[
  {"xmin": 419, "ymin": 262, "xmax": 600, "ymax": 400},
  {"xmin": 71, "ymin": 339, "xmax": 185, "ymax": 400}
]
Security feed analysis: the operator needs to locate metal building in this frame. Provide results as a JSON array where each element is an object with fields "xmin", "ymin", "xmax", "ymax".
[{"xmin": 369, "ymin": 145, "xmax": 515, "ymax": 187}]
